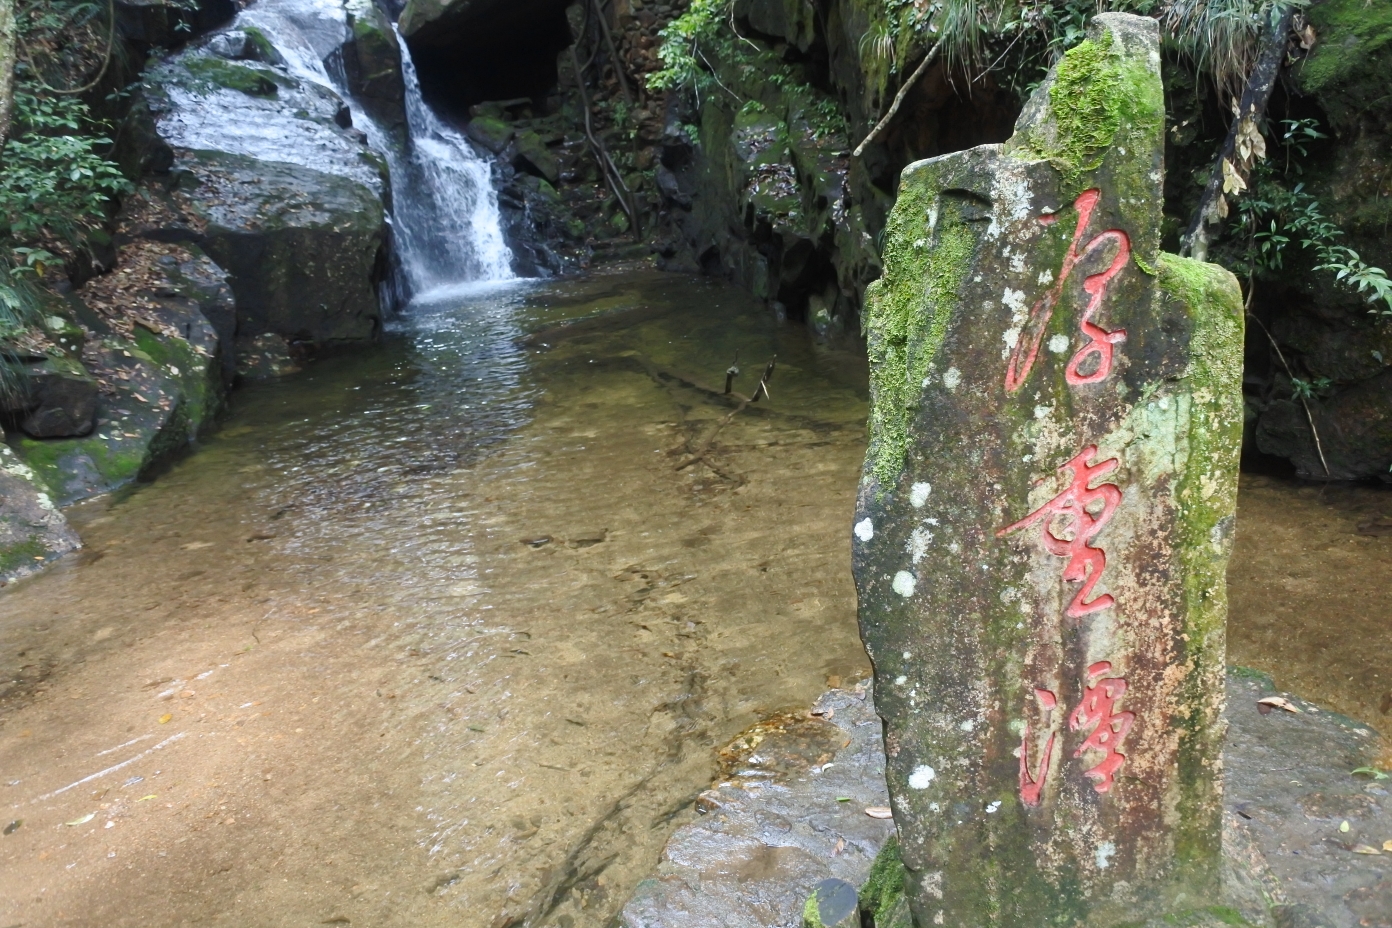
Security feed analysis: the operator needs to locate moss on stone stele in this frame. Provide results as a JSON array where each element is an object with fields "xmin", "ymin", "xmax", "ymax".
[
  {"xmin": 1012, "ymin": 20, "xmax": 1163, "ymax": 177},
  {"xmin": 863, "ymin": 175, "xmax": 974, "ymax": 491}
]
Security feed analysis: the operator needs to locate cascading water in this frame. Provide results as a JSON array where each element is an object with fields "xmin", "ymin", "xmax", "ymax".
[
  {"xmin": 388, "ymin": 43, "xmax": 515, "ymax": 292},
  {"xmin": 231, "ymin": 0, "xmax": 516, "ymax": 297}
]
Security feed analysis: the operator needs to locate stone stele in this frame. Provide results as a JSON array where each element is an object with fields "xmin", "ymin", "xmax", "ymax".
[{"xmin": 852, "ymin": 13, "xmax": 1245, "ymax": 926}]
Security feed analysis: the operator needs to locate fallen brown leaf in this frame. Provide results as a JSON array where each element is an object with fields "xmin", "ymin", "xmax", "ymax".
[{"xmin": 1257, "ymin": 696, "xmax": 1299, "ymax": 714}]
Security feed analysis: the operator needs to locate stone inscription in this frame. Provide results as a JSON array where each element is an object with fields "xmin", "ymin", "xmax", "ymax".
[
  {"xmin": 1004, "ymin": 189, "xmax": 1131, "ymax": 393},
  {"xmin": 997, "ymin": 445, "xmax": 1120, "ymax": 620},
  {"xmin": 1002, "ymin": 442, "xmax": 1130, "ymax": 803},
  {"xmin": 1070, "ymin": 661, "xmax": 1134, "ymax": 794},
  {"xmin": 998, "ymin": 183, "xmax": 1135, "ymax": 804}
]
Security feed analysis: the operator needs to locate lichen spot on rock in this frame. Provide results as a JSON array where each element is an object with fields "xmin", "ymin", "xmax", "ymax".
[
  {"xmin": 854, "ymin": 518, "xmax": 874, "ymax": 542},
  {"xmin": 892, "ymin": 570, "xmax": 916, "ymax": 597},
  {"xmin": 908, "ymin": 765, "xmax": 935, "ymax": 789},
  {"xmin": 1096, "ymin": 841, "xmax": 1117, "ymax": 870},
  {"xmin": 909, "ymin": 482, "xmax": 932, "ymax": 507}
]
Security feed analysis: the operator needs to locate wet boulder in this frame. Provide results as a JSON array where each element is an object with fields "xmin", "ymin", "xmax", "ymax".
[
  {"xmin": 13, "ymin": 357, "xmax": 99, "ymax": 439},
  {"xmin": 0, "ymin": 445, "xmax": 80, "ymax": 586},
  {"xmin": 178, "ymin": 150, "xmax": 388, "ymax": 350},
  {"xmin": 343, "ymin": 0, "xmax": 406, "ymax": 128},
  {"xmin": 124, "ymin": 35, "xmax": 391, "ymax": 352}
]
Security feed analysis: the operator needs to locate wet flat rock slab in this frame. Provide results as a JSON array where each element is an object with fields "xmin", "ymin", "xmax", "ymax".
[
  {"xmin": 1225, "ymin": 673, "xmax": 1392, "ymax": 928},
  {"xmin": 620, "ymin": 686, "xmax": 894, "ymax": 927},
  {"xmin": 621, "ymin": 674, "xmax": 1391, "ymax": 928}
]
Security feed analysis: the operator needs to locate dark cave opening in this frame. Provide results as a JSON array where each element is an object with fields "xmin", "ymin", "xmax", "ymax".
[{"xmin": 404, "ymin": 0, "xmax": 575, "ymax": 115}]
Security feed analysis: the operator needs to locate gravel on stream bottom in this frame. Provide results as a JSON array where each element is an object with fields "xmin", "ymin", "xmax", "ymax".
[{"xmin": 621, "ymin": 672, "xmax": 1391, "ymax": 928}]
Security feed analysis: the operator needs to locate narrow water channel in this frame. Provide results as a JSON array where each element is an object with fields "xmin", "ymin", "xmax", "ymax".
[
  {"xmin": 2, "ymin": 270, "xmax": 1389, "ymax": 927},
  {"xmin": 0, "ymin": 270, "xmax": 873, "ymax": 927}
]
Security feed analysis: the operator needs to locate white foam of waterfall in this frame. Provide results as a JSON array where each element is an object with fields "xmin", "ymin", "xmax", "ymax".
[{"xmin": 391, "ymin": 42, "xmax": 515, "ymax": 291}]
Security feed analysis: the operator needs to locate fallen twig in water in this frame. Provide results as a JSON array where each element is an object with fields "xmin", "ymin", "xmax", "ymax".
[{"xmin": 675, "ymin": 356, "xmax": 776, "ymax": 476}]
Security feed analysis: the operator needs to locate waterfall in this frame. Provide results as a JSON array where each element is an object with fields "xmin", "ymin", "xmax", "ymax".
[
  {"xmin": 390, "ymin": 42, "xmax": 515, "ymax": 293},
  {"xmin": 230, "ymin": 0, "xmax": 516, "ymax": 298}
]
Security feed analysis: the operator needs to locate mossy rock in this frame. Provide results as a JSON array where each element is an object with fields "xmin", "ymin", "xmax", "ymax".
[
  {"xmin": 513, "ymin": 130, "xmax": 560, "ymax": 185},
  {"xmin": 0, "ymin": 444, "xmax": 79, "ymax": 585},
  {"xmin": 1295, "ymin": 0, "xmax": 1392, "ymax": 130},
  {"xmin": 466, "ymin": 116, "xmax": 514, "ymax": 154},
  {"xmin": 182, "ymin": 56, "xmax": 286, "ymax": 97},
  {"xmin": 344, "ymin": 0, "xmax": 405, "ymax": 126},
  {"xmin": 239, "ymin": 26, "xmax": 283, "ymax": 65}
]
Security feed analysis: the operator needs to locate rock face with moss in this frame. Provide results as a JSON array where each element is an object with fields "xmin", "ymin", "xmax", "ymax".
[
  {"xmin": 1245, "ymin": 0, "xmax": 1392, "ymax": 480},
  {"xmin": 0, "ymin": 446, "xmax": 80, "ymax": 586},
  {"xmin": 852, "ymin": 15, "xmax": 1244, "ymax": 925}
]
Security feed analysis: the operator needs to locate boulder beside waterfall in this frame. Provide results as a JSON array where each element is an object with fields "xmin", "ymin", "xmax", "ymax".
[{"xmin": 119, "ymin": 1, "xmax": 398, "ymax": 365}]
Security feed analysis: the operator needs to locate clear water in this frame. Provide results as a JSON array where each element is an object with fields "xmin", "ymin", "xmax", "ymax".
[{"xmin": 0, "ymin": 272, "xmax": 873, "ymax": 927}]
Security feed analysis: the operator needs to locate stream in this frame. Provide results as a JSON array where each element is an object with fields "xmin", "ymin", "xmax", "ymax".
[{"xmin": 0, "ymin": 269, "xmax": 1389, "ymax": 926}]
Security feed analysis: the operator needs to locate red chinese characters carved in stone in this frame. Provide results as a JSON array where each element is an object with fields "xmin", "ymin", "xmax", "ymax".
[
  {"xmin": 1005, "ymin": 189, "xmax": 1131, "ymax": 392},
  {"xmin": 1069, "ymin": 661, "xmax": 1134, "ymax": 793},
  {"xmin": 1018, "ymin": 687, "xmax": 1058, "ymax": 807},
  {"xmin": 997, "ymin": 446, "xmax": 1120, "ymax": 618}
]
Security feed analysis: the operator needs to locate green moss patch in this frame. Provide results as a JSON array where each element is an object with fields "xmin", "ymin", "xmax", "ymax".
[
  {"xmin": 1298, "ymin": 0, "xmax": 1392, "ymax": 94},
  {"xmin": 183, "ymin": 57, "xmax": 285, "ymax": 97},
  {"xmin": 1037, "ymin": 29, "xmax": 1163, "ymax": 176},
  {"xmin": 864, "ymin": 180, "xmax": 975, "ymax": 490},
  {"xmin": 858, "ymin": 835, "xmax": 906, "ymax": 921},
  {"xmin": 0, "ymin": 537, "xmax": 47, "ymax": 576}
]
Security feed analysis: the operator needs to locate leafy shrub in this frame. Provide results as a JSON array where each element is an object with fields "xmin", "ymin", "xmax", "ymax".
[{"xmin": 0, "ymin": 87, "xmax": 132, "ymax": 247}]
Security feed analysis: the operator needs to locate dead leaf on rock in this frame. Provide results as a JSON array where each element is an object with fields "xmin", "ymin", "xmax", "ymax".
[
  {"xmin": 1257, "ymin": 696, "xmax": 1299, "ymax": 714},
  {"xmin": 865, "ymin": 807, "xmax": 893, "ymax": 819},
  {"xmin": 1352, "ymin": 844, "xmax": 1382, "ymax": 855}
]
